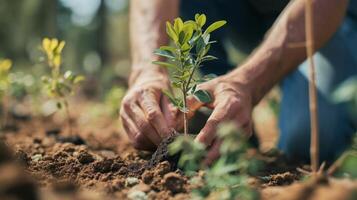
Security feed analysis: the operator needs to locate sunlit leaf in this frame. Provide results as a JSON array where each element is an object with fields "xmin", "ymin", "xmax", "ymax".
[
  {"xmin": 174, "ymin": 18, "xmax": 184, "ymax": 34},
  {"xmin": 152, "ymin": 61, "xmax": 177, "ymax": 69},
  {"xmin": 166, "ymin": 21, "xmax": 178, "ymax": 42},
  {"xmin": 204, "ymin": 20, "xmax": 227, "ymax": 34},
  {"xmin": 154, "ymin": 49, "xmax": 175, "ymax": 59}
]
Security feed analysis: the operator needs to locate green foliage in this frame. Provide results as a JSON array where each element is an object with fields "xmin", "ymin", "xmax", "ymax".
[
  {"xmin": 41, "ymin": 38, "xmax": 84, "ymax": 109},
  {"xmin": 153, "ymin": 14, "xmax": 226, "ymax": 134},
  {"xmin": 0, "ymin": 59, "xmax": 12, "ymax": 100},
  {"xmin": 169, "ymin": 135, "xmax": 206, "ymax": 176},
  {"xmin": 169, "ymin": 122, "xmax": 262, "ymax": 200},
  {"xmin": 333, "ymin": 135, "xmax": 357, "ymax": 179}
]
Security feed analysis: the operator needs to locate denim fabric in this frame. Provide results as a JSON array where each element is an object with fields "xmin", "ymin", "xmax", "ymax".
[{"xmin": 180, "ymin": 0, "xmax": 357, "ymax": 162}]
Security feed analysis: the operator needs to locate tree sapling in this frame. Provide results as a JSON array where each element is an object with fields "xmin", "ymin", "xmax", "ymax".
[
  {"xmin": 41, "ymin": 38, "xmax": 84, "ymax": 134},
  {"xmin": 153, "ymin": 14, "xmax": 226, "ymax": 135}
]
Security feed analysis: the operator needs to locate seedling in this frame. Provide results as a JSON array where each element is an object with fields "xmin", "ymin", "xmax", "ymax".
[
  {"xmin": 153, "ymin": 14, "xmax": 226, "ymax": 135},
  {"xmin": 169, "ymin": 122, "xmax": 261, "ymax": 200},
  {"xmin": 0, "ymin": 59, "xmax": 12, "ymax": 128},
  {"xmin": 41, "ymin": 38, "xmax": 84, "ymax": 134}
]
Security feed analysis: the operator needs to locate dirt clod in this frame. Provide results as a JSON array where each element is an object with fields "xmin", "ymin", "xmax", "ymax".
[
  {"xmin": 162, "ymin": 172, "xmax": 185, "ymax": 194},
  {"xmin": 77, "ymin": 151, "xmax": 95, "ymax": 164}
]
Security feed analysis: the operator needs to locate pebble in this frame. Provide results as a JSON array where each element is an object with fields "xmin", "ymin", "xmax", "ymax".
[
  {"xmin": 125, "ymin": 177, "xmax": 140, "ymax": 187},
  {"xmin": 127, "ymin": 190, "xmax": 147, "ymax": 200},
  {"xmin": 31, "ymin": 154, "xmax": 42, "ymax": 162}
]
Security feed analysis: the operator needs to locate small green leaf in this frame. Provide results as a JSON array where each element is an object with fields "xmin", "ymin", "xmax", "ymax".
[
  {"xmin": 73, "ymin": 75, "xmax": 85, "ymax": 84},
  {"xmin": 197, "ymin": 14, "xmax": 206, "ymax": 27},
  {"xmin": 195, "ymin": 36, "xmax": 206, "ymax": 55},
  {"xmin": 159, "ymin": 46, "xmax": 176, "ymax": 54},
  {"xmin": 152, "ymin": 61, "xmax": 177, "ymax": 69},
  {"xmin": 166, "ymin": 22, "xmax": 178, "ymax": 42},
  {"xmin": 201, "ymin": 55, "xmax": 218, "ymax": 62},
  {"xmin": 154, "ymin": 49, "xmax": 175, "ymax": 59},
  {"xmin": 193, "ymin": 89, "xmax": 212, "ymax": 103},
  {"xmin": 204, "ymin": 20, "xmax": 227, "ymax": 34},
  {"xmin": 162, "ymin": 90, "xmax": 179, "ymax": 107},
  {"xmin": 174, "ymin": 18, "xmax": 184, "ymax": 34}
]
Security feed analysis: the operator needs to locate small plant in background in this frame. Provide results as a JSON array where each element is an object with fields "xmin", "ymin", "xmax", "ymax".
[
  {"xmin": 0, "ymin": 59, "xmax": 12, "ymax": 128},
  {"xmin": 153, "ymin": 14, "xmax": 226, "ymax": 135},
  {"xmin": 169, "ymin": 122, "xmax": 262, "ymax": 200},
  {"xmin": 41, "ymin": 38, "xmax": 84, "ymax": 134}
]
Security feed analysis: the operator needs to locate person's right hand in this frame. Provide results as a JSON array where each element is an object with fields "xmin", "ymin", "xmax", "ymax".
[{"xmin": 119, "ymin": 69, "xmax": 175, "ymax": 150}]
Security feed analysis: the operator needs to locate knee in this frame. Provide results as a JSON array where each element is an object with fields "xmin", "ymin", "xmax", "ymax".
[{"xmin": 278, "ymin": 114, "xmax": 354, "ymax": 164}]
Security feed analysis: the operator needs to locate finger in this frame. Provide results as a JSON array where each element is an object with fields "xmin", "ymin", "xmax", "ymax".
[
  {"xmin": 138, "ymin": 91, "xmax": 170, "ymax": 138},
  {"xmin": 125, "ymin": 102, "xmax": 162, "ymax": 146},
  {"xmin": 204, "ymin": 139, "xmax": 221, "ymax": 166},
  {"xmin": 195, "ymin": 103, "xmax": 228, "ymax": 146},
  {"xmin": 120, "ymin": 112, "xmax": 156, "ymax": 150}
]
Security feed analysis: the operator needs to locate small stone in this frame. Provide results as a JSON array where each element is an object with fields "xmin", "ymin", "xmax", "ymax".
[
  {"xmin": 128, "ymin": 190, "xmax": 147, "ymax": 200},
  {"xmin": 162, "ymin": 172, "xmax": 185, "ymax": 194},
  {"xmin": 125, "ymin": 177, "xmax": 140, "ymax": 187},
  {"xmin": 31, "ymin": 154, "xmax": 42, "ymax": 162},
  {"xmin": 77, "ymin": 151, "xmax": 94, "ymax": 164}
]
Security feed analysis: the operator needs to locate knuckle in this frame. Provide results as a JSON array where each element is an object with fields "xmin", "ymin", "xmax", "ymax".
[{"xmin": 147, "ymin": 109, "xmax": 159, "ymax": 121}]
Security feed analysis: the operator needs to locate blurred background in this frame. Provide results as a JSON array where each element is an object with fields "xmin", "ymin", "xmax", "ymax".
[
  {"xmin": 0, "ymin": 0, "xmax": 130, "ymax": 98},
  {"xmin": 0, "ymin": 0, "xmax": 281, "ymax": 150}
]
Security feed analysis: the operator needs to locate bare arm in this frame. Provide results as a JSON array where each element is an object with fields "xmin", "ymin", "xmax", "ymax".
[
  {"xmin": 129, "ymin": 0, "xmax": 179, "ymax": 86},
  {"xmin": 227, "ymin": 0, "xmax": 349, "ymax": 105},
  {"xmin": 192, "ymin": 0, "xmax": 349, "ymax": 162},
  {"xmin": 120, "ymin": 0, "xmax": 179, "ymax": 150}
]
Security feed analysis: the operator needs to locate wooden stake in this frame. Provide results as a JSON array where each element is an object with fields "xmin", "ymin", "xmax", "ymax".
[{"xmin": 305, "ymin": 0, "xmax": 319, "ymax": 174}]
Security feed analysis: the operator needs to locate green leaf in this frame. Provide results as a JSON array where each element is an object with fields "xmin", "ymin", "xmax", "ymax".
[
  {"xmin": 73, "ymin": 75, "xmax": 85, "ymax": 84},
  {"xmin": 152, "ymin": 61, "xmax": 177, "ymax": 69},
  {"xmin": 154, "ymin": 49, "xmax": 175, "ymax": 59},
  {"xmin": 195, "ymin": 36, "xmax": 206, "ymax": 55},
  {"xmin": 204, "ymin": 20, "xmax": 227, "ymax": 34},
  {"xmin": 162, "ymin": 90, "xmax": 179, "ymax": 107},
  {"xmin": 174, "ymin": 18, "xmax": 184, "ymax": 34},
  {"xmin": 182, "ymin": 25, "xmax": 194, "ymax": 44},
  {"xmin": 178, "ymin": 31, "xmax": 186, "ymax": 45},
  {"xmin": 159, "ymin": 46, "xmax": 176, "ymax": 54},
  {"xmin": 197, "ymin": 14, "xmax": 206, "ymax": 27},
  {"xmin": 193, "ymin": 89, "xmax": 212, "ymax": 103},
  {"xmin": 201, "ymin": 55, "xmax": 218, "ymax": 62},
  {"xmin": 166, "ymin": 22, "xmax": 178, "ymax": 42}
]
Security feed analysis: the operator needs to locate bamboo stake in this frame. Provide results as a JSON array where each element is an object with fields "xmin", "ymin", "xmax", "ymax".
[{"xmin": 305, "ymin": 0, "xmax": 319, "ymax": 174}]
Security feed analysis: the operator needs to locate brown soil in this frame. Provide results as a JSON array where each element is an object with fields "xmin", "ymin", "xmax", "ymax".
[{"xmin": 0, "ymin": 101, "xmax": 356, "ymax": 200}]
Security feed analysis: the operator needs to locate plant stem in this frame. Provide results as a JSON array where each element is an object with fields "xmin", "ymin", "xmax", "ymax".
[
  {"xmin": 63, "ymin": 99, "xmax": 72, "ymax": 135},
  {"xmin": 182, "ymin": 86, "xmax": 188, "ymax": 135},
  {"xmin": 305, "ymin": 0, "xmax": 319, "ymax": 174}
]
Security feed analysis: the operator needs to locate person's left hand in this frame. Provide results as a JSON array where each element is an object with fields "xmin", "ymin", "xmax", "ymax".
[{"xmin": 175, "ymin": 74, "xmax": 254, "ymax": 164}]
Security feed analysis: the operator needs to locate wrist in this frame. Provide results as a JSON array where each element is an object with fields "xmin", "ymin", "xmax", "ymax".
[
  {"xmin": 129, "ymin": 64, "xmax": 168, "ymax": 88},
  {"xmin": 224, "ymin": 48, "xmax": 281, "ymax": 106}
]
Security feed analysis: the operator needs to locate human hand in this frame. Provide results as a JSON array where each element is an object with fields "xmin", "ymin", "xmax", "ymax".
[
  {"xmin": 119, "ymin": 68, "xmax": 176, "ymax": 150},
  {"xmin": 183, "ymin": 74, "xmax": 254, "ymax": 163}
]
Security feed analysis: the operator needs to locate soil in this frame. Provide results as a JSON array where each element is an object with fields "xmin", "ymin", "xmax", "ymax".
[{"xmin": 0, "ymin": 101, "xmax": 356, "ymax": 200}]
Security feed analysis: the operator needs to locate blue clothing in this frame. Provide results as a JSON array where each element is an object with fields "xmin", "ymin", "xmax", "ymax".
[{"xmin": 181, "ymin": 0, "xmax": 357, "ymax": 162}]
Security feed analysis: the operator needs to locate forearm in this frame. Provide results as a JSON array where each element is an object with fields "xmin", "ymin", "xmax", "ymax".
[
  {"xmin": 226, "ymin": 0, "xmax": 348, "ymax": 105},
  {"xmin": 129, "ymin": 0, "xmax": 179, "ymax": 86}
]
